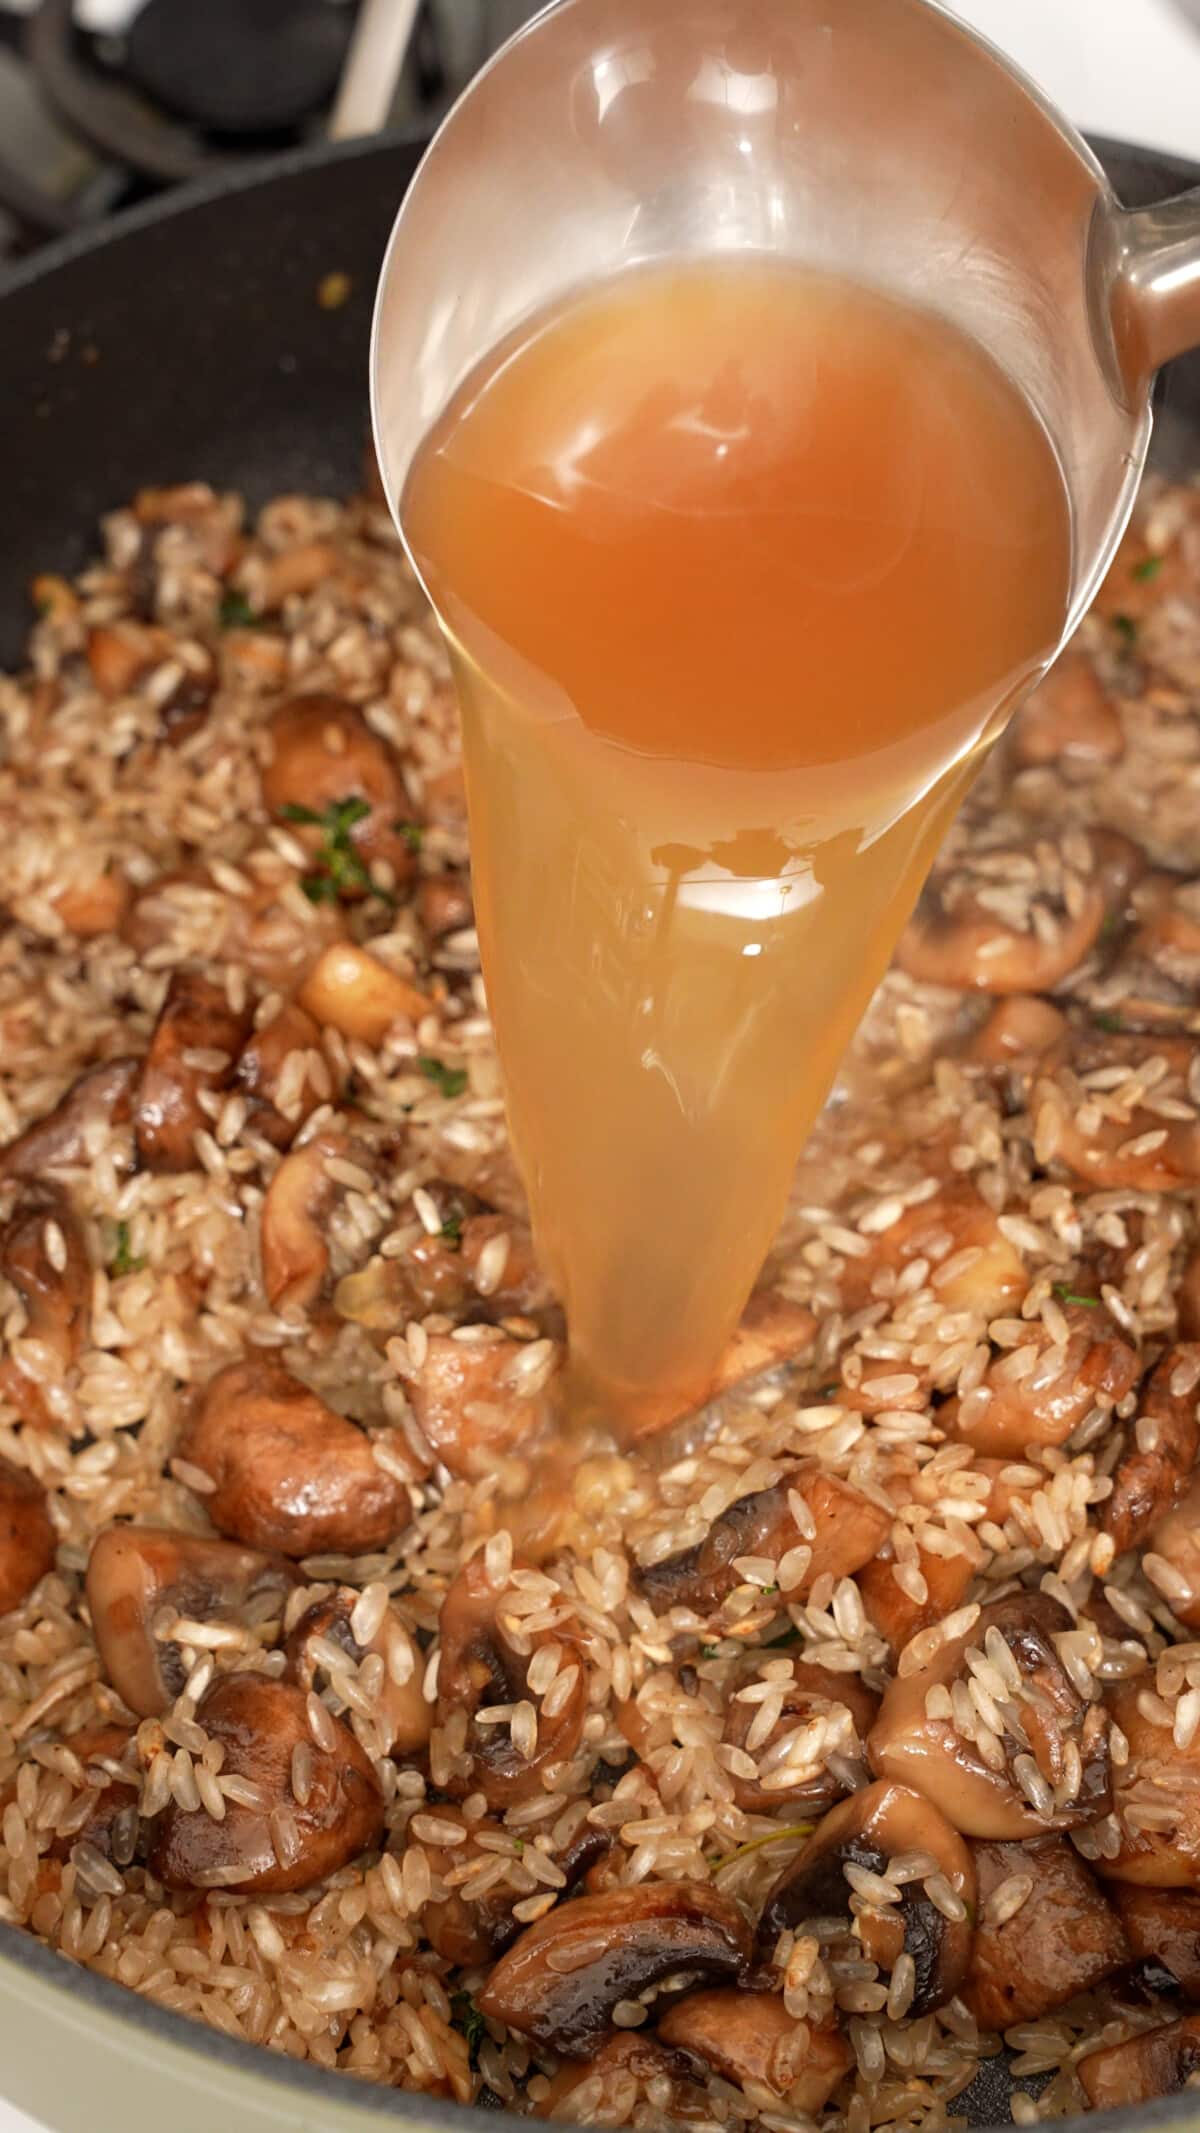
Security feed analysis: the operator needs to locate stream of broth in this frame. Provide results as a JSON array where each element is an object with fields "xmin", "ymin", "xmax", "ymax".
[{"xmin": 402, "ymin": 259, "xmax": 1072, "ymax": 1437}]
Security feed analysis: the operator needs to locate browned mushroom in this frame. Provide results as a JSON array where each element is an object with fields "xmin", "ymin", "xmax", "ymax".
[
  {"xmin": 867, "ymin": 1592, "xmax": 1112, "ymax": 1839},
  {"xmin": 859, "ymin": 1545, "xmax": 975, "ymax": 1659},
  {"xmin": 1033, "ymin": 1031, "xmax": 1200, "ymax": 1192},
  {"xmin": 261, "ymin": 694, "xmax": 416, "ymax": 894},
  {"xmin": 1113, "ymin": 1886, "xmax": 1200, "ymax": 2000},
  {"xmin": 421, "ymin": 1815, "xmax": 608, "ymax": 1969},
  {"xmin": 657, "ymin": 1990, "xmax": 852, "ymax": 2108},
  {"xmin": 232, "ymin": 1003, "xmax": 327, "ymax": 1150},
  {"xmin": 50, "ymin": 869, "xmax": 131, "ymax": 938},
  {"xmin": 134, "ymin": 969, "xmax": 250, "ymax": 1172},
  {"xmin": 965, "ymin": 994, "xmax": 1068, "ymax": 1068},
  {"xmin": 896, "ymin": 833, "xmax": 1107, "ymax": 995},
  {"xmin": 409, "ymin": 1331, "xmax": 559, "ymax": 1478},
  {"xmin": 944, "ymin": 1295, "xmax": 1139, "ymax": 1457},
  {"xmin": 962, "ymin": 1836, "xmax": 1129, "ymax": 2030},
  {"xmin": 836, "ymin": 1183, "xmax": 1029, "ymax": 1318},
  {"xmin": 334, "ymin": 1212, "xmax": 552, "ymax": 1336},
  {"xmin": 0, "ymin": 1458, "xmax": 55, "ymax": 1613},
  {"xmin": 0, "ymin": 1058, "xmax": 138, "ymax": 1182},
  {"xmin": 636, "ymin": 1468, "xmax": 890, "ymax": 1617},
  {"xmin": 259, "ymin": 1130, "xmax": 349, "ymax": 1315},
  {"xmin": 284, "ymin": 1586, "xmax": 430, "ymax": 1756},
  {"xmin": 418, "ymin": 873, "xmax": 473, "ymax": 939},
  {"xmin": 1102, "ymin": 1347, "xmax": 1200, "ymax": 1556},
  {"xmin": 757, "ymin": 1780, "xmax": 975, "ymax": 2017},
  {"xmin": 533, "ymin": 2035, "xmax": 713, "ymax": 2123},
  {"xmin": 476, "ymin": 1883, "xmax": 752, "ymax": 2055},
  {"xmin": 1012, "ymin": 651, "xmax": 1124, "ymax": 772},
  {"xmin": 297, "ymin": 942, "xmax": 428, "ymax": 1044},
  {"xmin": 722, "ymin": 1658, "xmax": 879, "ymax": 1815},
  {"xmin": 0, "ymin": 1187, "xmax": 90, "ymax": 1425},
  {"xmin": 1146, "ymin": 1477, "xmax": 1200, "ymax": 1629},
  {"xmin": 86, "ymin": 1525, "xmax": 296, "ymax": 1717},
  {"xmin": 52, "ymin": 1723, "xmax": 140, "ymax": 1866},
  {"xmin": 434, "ymin": 1555, "xmax": 587, "ymax": 1807},
  {"xmin": 150, "ymin": 1674, "xmax": 383, "ymax": 1894},
  {"xmin": 1079, "ymin": 2015, "xmax": 1200, "ymax": 2109},
  {"xmin": 177, "ymin": 1358, "xmax": 410, "ymax": 1558},
  {"xmin": 1101, "ymin": 1679, "xmax": 1200, "ymax": 1888}
]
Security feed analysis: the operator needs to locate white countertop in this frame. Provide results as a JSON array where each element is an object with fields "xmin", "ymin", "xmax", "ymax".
[{"xmin": 3, "ymin": 6, "xmax": 1198, "ymax": 2132}]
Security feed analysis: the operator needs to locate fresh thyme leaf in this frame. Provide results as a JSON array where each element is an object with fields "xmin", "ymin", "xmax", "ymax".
[
  {"xmin": 439, "ymin": 1210, "xmax": 464, "ymax": 1249},
  {"xmin": 700, "ymin": 1644, "xmax": 722, "ymax": 1659},
  {"xmin": 1094, "ymin": 1012, "xmax": 1124, "ymax": 1033},
  {"xmin": 110, "ymin": 1221, "xmax": 145, "ymax": 1278},
  {"xmin": 450, "ymin": 1993, "xmax": 487, "ymax": 2071},
  {"xmin": 1052, "ymin": 1283, "xmax": 1100, "ymax": 1308},
  {"xmin": 1113, "ymin": 613, "xmax": 1139, "ymax": 647},
  {"xmin": 418, "ymin": 1056, "xmax": 468, "ymax": 1099},
  {"xmin": 395, "ymin": 821, "xmax": 424, "ymax": 853},
  {"xmin": 1132, "ymin": 555, "xmax": 1163, "ymax": 583},
  {"xmin": 759, "ymin": 1583, "xmax": 778, "ymax": 1597},
  {"xmin": 218, "ymin": 589, "xmax": 257, "ymax": 629},
  {"xmin": 283, "ymin": 795, "xmax": 394, "ymax": 906}
]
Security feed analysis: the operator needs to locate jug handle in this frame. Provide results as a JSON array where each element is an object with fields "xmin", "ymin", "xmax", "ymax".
[{"xmin": 1110, "ymin": 187, "xmax": 1200, "ymax": 378}]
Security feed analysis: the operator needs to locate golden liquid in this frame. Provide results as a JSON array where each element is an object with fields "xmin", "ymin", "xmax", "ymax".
[{"xmin": 404, "ymin": 261, "xmax": 1071, "ymax": 1434}]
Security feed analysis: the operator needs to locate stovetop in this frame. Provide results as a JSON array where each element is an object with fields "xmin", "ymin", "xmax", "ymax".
[{"xmin": 0, "ymin": 0, "xmax": 542, "ymax": 260}]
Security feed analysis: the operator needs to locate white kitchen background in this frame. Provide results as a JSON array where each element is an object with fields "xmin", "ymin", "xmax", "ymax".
[{"xmin": 1, "ymin": 0, "xmax": 1198, "ymax": 2127}]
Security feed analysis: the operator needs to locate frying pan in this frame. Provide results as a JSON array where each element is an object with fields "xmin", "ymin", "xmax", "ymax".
[{"xmin": 0, "ymin": 125, "xmax": 1199, "ymax": 2133}]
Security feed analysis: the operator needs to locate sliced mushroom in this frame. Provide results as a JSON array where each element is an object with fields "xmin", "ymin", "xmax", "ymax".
[
  {"xmin": 0, "ymin": 1458, "xmax": 55, "ymax": 1614},
  {"xmin": 1012, "ymin": 651, "xmax": 1124, "ymax": 772},
  {"xmin": 533, "ymin": 2035, "xmax": 712, "ymax": 2123},
  {"xmin": 232, "ymin": 1003, "xmax": 326, "ymax": 1150},
  {"xmin": 178, "ymin": 1358, "xmax": 410, "ymax": 1559},
  {"xmin": 723, "ymin": 1658, "xmax": 879, "ymax": 1815},
  {"xmin": 636, "ymin": 1468, "xmax": 889, "ymax": 1618},
  {"xmin": 837, "ymin": 1183, "xmax": 1029, "ymax": 1318},
  {"xmin": 410, "ymin": 1332, "xmax": 558, "ymax": 1478},
  {"xmin": 262, "ymin": 694, "xmax": 416, "ymax": 895},
  {"xmin": 965, "ymin": 994, "xmax": 1069, "ymax": 1068},
  {"xmin": 944, "ymin": 1295, "xmax": 1139, "ymax": 1457},
  {"xmin": 1079, "ymin": 2015, "xmax": 1200, "ymax": 2109},
  {"xmin": 658, "ymin": 1990, "xmax": 852, "ymax": 2106},
  {"xmin": 50, "ymin": 869, "xmax": 131, "ymax": 938},
  {"xmin": 134, "ymin": 969, "xmax": 250, "ymax": 1173},
  {"xmin": 1114, "ymin": 1884, "xmax": 1200, "ymax": 2000},
  {"xmin": 434, "ymin": 1555, "xmax": 587, "ymax": 1807},
  {"xmin": 859, "ymin": 1544, "xmax": 975, "ymax": 1659},
  {"xmin": 867, "ymin": 1592, "xmax": 1111, "ymax": 1839},
  {"xmin": 86, "ymin": 1525, "xmax": 296, "ymax": 1717},
  {"xmin": 0, "ymin": 1187, "xmax": 90, "ymax": 1424},
  {"xmin": 476, "ymin": 1883, "xmax": 752, "ymax": 2056},
  {"xmin": 757, "ymin": 1780, "xmax": 975, "ymax": 2017},
  {"xmin": 150, "ymin": 1674, "xmax": 383, "ymax": 1894},
  {"xmin": 297, "ymin": 942, "xmax": 428, "ymax": 1045},
  {"xmin": 1102, "ymin": 1346, "xmax": 1200, "ymax": 1556},
  {"xmin": 335, "ymin": 1211, "xmax": 551, "ymax": 1334},
  {"xmin": 1033, "ymin": 1031, "xmax": 1200, "ymax": 1191},
  {"xmin": 421, "ymin": 1815, "xmax": 608, "ymax": 1969},
  {"xmin": 259, "ymin": 1130, "xmax": 349, "ymax": 1314},
  {"xmin": 284, "ymin": 1587, "xmax": 429, "ymax": 1756},
  {"xmin": 1146, "ymin": 1477, "xmax": 1200, "ymax": 1629},
  {"xmin": 53, "ymin": 1723, "xmax": 140, "ymax": 1866},
  {"xmin": 896, "ymin": 833, "xmax": 1107, "ymax": 995},
  {"xmin": 1102, "ymin": 1679, "xmax": 1200, "ymax": 1888},
  {"xmin": 418, "ymin": 873, "xmax": 473, "ymax": 940},
  {"xmin": 962, "ymin": 1836, "xmax": 1129, "ymax": 2030},
  {"xmin": 0, "ymin": 1058, "xmax": 138, "ymax": 1182}
]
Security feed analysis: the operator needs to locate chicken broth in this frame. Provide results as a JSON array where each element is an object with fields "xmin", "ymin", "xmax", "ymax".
[{"xmin": 403, "ymin": 260, "xmax": 1072, "ymax": 1432}]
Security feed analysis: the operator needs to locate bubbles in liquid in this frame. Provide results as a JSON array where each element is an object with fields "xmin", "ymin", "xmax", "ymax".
[{"xmin": 403, "ymin": 258, "xmax": 1072, "ymax": 1436}]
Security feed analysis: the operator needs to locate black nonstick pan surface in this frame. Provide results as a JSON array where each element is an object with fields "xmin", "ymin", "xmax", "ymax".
[{"xmin": 0, "ymin": 123, "xmax": 1199, "ymax": 2133}]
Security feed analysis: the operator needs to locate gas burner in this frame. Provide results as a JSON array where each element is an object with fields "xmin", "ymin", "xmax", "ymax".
[{"xmin": 0, "ymin": 0, "xmax": 544, "ymax": 260}]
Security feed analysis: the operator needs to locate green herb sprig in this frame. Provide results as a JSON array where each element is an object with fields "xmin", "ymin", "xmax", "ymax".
[{"xmin": 282, "ymin": 796, "xmax": 394, "ymax": 907}]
